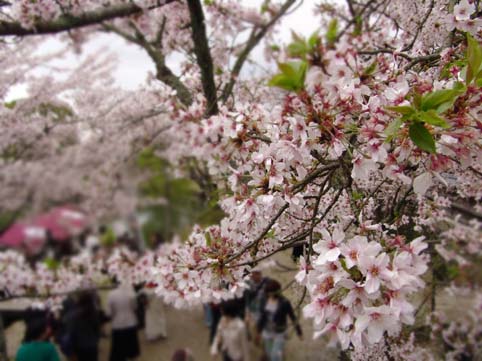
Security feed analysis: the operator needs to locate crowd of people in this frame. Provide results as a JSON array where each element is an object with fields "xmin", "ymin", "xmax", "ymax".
[
  {"xmin": 15, "ymin": 283, "xmax": 167, "ymax": 361},
  {"xmin": 208, "ymin": 270, "xmax": 302, "ymax": 361},
  {"xmin": 14, "ymin": 269, "xmax": 301, "ymax": 361}
]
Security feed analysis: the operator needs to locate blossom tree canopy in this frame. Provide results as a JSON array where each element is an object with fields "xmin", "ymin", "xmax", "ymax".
[{"xmin": 0, "ymin": 0, "xmax": 481, "ymax": 357}]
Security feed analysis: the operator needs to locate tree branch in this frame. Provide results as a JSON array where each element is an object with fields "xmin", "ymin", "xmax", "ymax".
[
  {"xmin": 226, "ymin": 239, "xmax": 306, "ymax": 269},
  {"xmin": 291, "ymin": 163, "xmax": 339, "ymax": 193},
  {"xmin": 358, "ymin": 49, "xmax": 412, "ymax": 61},
  {"xmin": 0, "ymin": 1, "xmax": 177, "ymax": 37},
  {"xmin": 404, "ymin": 53, "xmax": 440, "ymax": 71},
  {"xmin": 220, "ymin": 0, "xmax": 297, "ymax": 103},
  {"xmin": 103, "ymin": 23, "xmax": 193, "ymax": 107},
  {"xmin": 307, "ymin": 172, "xmax": 332, "ymax": 263},
  {"xmin": 186, "ymin": 0, "xmax": 219, "ymax": 116},
  {"xmin": 401, "ymin": 0, "xmax": 435, "ymax": 51}
]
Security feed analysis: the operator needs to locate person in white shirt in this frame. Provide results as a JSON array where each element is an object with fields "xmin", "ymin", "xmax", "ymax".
[
  {"xmin": 107, "ymin": 284, "xmax": 140, "ymax": 361},
  {"xmin": 211, "ymin": 300, "xmax": 250, "ymax": 361}
]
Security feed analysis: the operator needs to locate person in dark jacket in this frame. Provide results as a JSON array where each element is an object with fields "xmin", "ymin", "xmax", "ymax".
[
  {"xmin": 256, "ymin": 279, "xmax": 302, "ymax": 361},
  {"xmin": 244, "ymin": 270, "xmax": 270, "ymax": 340},
  {"xmin": 68, "ymin": 291, "xmax": 101, "ymax": 361},
  {"xmin": 56, "ymin": 294, "xmax": 78, "ymax": 359}
]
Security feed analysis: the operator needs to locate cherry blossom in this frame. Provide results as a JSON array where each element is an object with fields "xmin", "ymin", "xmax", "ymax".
[
  {"xmin": 0, "ymin": 0, "xmax": 480, "ymax": 356},
  {"xmin": 313, "ymin": 228, "xmax": 345, "ymax": 266}
]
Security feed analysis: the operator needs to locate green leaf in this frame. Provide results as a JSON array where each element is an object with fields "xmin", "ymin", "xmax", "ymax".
[
  {"xmin": 37, "ymin": 102, "xmax": 74, "ymax": 121},
  {"xmin": 137, "ymin": 147, "xmax": 167, "ymax": 170},
  {"xmin": 287, "ymin": 41, "xmax": 308, "ymax": 58},
  {"xmin": 4, "ymin": 100, "xmax": 16, "ymax": 109},
  {"xmin": 290, "ymin": 30, "xmax": 304, "ymax": 44},
  {"xmin": 340, "ymin": 258, "xmax": 349, "ymax": 271},
  {"xmin": 386, "ymin": 105, "xmax": 415, "ymax": 115},
  {"xmin": 409, "ymin": 122, "xmax": 436, "ymax": 153},
  {"xmin": 268, "ymin": 61, "xmax": 307, "ymax": 92},
  {"xmin": 278, "ymin": 62, "xmax": 298, "ymax": 78},
  {"xmin": 348, "ymin": 266, "xmax": 363, "ymax": 281},
  {"xmin": 420, "ymin": 86, "xmax": 464, "ymax": 113},
  {"xmin": 326, "ymin": 18, "xmax": 338, "ymax": 45},
  {"xmin": 466, "ymin": 33, "xmax": 482, "ymax": 84},
  {"xmin": 286, "ymin": 31, "xmax": 319, "ymax": 59},
  {"xmin": 453, "ymin": 81, "xmax": 467, "ymax": 93},
  {"xmin": 418, "ymin": 110, "xmax": 450, "ymax": 128},
  {"xmin": 308, "ymin": 31, "xmax": 320, "ymax": 49},
  {"xmin": 351, "ymin": 191, "xmax": 364, "ymax": 201},
  {"xmin": 477, "ymin": 68, "xmax": 482, "ymax": 84},
  {"xmin": 384, "ymin": 118, "xmax": 404, "ymax": 141},
  {"xmin": 447, "ymin": 263, "xmax": 460, "ymax": 279},
  {"xmin": 44, "ymin": 258, "xmax": 60, "ymax": 270},
  {"xmin": 205, "ymin": 232, "xmax": 212, "ymax": 247},
  {"xmin": 268, "ymin": 74, "xmax": 298, "ymax": 91},
  {"xmin": 413, "ymin": 92, "xmax": 422, "ymax": 110},
  {"xmin": 362, "ymin": 60, "xmax": 378, "ymax": 76},
  {"xmin": 100, "ymin": 228, "xmax": 116, "ymax": 246},
  {"xmin": 353, "ymin": 15, "xmax": 363, "ymax": 36}
]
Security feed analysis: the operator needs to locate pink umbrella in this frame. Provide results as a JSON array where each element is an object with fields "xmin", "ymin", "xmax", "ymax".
[
  {"xmin": 32, "ymin": 213, "xmax": 71, "ymax": 241},
  {"xmin": 51, "ymin": 206, "xmax": 88, "ymax": 234},
  {"xmin": 0, "ymin": 206, "xmax": 89, "ymax": 255},
  {"xmin": 32, "ymin": 206, "xmax": 88, "ymax": 241},
  {"xmin": 0, "ymin": 223, "xmax": 46, "ymax": 254},
  {"xmin": 0, "ymin": 223, "xmax": 26, "ymax": 248}
]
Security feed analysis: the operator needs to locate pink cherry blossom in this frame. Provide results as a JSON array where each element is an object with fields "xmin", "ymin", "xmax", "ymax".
[
  {"xmin": 340, "ymin": 236, "xmax": 381, "ymax": 269},
  {"xmin": 453, "ymin": 0, "xmax": 476, "ymax": 20},
  {"xmin": 358, "ymin": 252, "xmax": 392, "ymax": 294},
  {"xmin": 313, "ymin": 228, "xmax": 345, "ymax": 265},
  {"xmin": 354, "ymin": 305, "xmax": 401, "ymax": 346}
]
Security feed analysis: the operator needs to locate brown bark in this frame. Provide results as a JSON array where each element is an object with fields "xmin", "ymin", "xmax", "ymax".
[{"xmin": 0, "ymin": 1, "xmax": 176, "ymax": 36}]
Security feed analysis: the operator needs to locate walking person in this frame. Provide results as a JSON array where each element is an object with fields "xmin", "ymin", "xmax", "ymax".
[
  {"xmin": 16, "ymin": 315, "xmax": 60, "ymax": 361},
  {"xmin": 208, "ymin": 302, "xmax": 222, "ymax": 344},
  {"xmin": 55, "ymin": 294, "xmax": 77, "ymax": 359},
  {"xmin": 257, "ymin": 279, "xmax": 302, "ymax": 361},
  {"xmin": 107, "ymin": 283, "xmax": 141, "ymax": 361},
  {"xmin": 68, "ymin": 291, "xmax": 101, "ymax": 361},
  {"xmin": 244, "ymin": 270, "xmax": 270, "ymax": 340},
  {"xmin": 211, "ymin": 300, "xmax": 250, "ymax": 361},
  {"xmin": 143, "ymin": 286, "xmax": 167, "ymax": 341}
]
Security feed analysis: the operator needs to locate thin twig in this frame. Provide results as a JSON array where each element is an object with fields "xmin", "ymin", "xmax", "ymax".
[
  {"xmin": 222, "ymin": 203, "xmax": 290, "ymax": 265},
  {"xmin": 220, "ymin": 0, "xmax": 297, "ymax": 103}
]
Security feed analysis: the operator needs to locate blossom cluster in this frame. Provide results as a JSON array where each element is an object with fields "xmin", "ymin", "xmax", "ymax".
[
  {"xmin": 299, "ymin": 232, "xmax": 428, "ymax": 348},
  {"xmin": 0, "ymin": 248, "xmax": 110, "ymax": 307},
  {"xmin": 0, "ymin": 0, "xmax": 480, "ymax": 354},
  {"xmin": 148, "ymin": 0, "xmax": 481, "ymax": 350}
]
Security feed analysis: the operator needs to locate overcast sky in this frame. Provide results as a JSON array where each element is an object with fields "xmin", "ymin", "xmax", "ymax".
[
  {"xmin": 7, "ymin": 1, "xmax": 317, "ymax": 99},
  {"xmin": 107, "ymin": 0, "xmax": 316, "ymax": 89}
]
